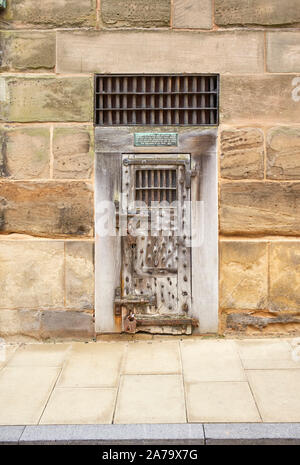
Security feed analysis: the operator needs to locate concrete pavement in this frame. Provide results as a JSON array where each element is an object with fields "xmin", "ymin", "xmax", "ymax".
[{"xmin": 0, "ymin": 337, "xmax": 300, "ymax": 426}]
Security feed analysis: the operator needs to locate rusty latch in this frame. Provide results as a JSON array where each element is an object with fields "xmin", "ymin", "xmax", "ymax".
[{"xmin": 114, "ymin": 289, "xmax": 156, "ymax": 316}]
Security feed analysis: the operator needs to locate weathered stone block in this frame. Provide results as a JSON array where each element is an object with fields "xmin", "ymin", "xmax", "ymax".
[
  {"xmin": 0, "ymin": 77, "xmax": 93, "ymax": 123},
  {"xmin": 0, "ymin": 126, "xmax": 50, "ymax": 179},
  {"xmin": 267, "ymin": 32, "xmax": 300, "ymax": 73},
  {"xmin": 57, "ymin": 31, "xmax": 264, "ymax": 74},
  {"xmin": 0, "ymin": 31, "xmax": 55, "ymax": 71},
  {"xmin": 226, "ymin": 312, "xmax": 300, "ymax": 334},
  {"xmin": 215, "ymin": 0, "xmax": 300, "ymax": 26},
  {"xmin": 0, "ymin": 309, "xmax": 41, "ymax": 339},
  {"xmin": 65, "ymin": 242, "xmax": 94, "ymax": 310},
  {"xmin": 267, "ymin": 127, "xmax": 300, "ymax": 180},
  {"xmin": 173, "ymin": 0, "xmax": 212, "ymax": 29},
  {"xmin": 220, "ymin": 182, "xmax": 300, "ymax": 236},
  {"xmin": 0, "ymin": 182, "xmax": 93, "ymax": 237},
  {"xmin": 40, "ymin": 311, "xmax": 94, "ymax": 339},
  {"xmin": 220, "ymin": 75, "xmax": 300, "ymax": 124},
  {"xmin": 0, "ymin": 241, "xmax": 64, "ymax": 309},
  {"xmin": 0, "ymin": 0, "xmax": 96, "ymax": 29},
  {"xmin": 220, "ymin": 242, "xmax": 268, "ymax": 310},
  {"xmin": 220, "ymin": 128, "xmax": 264, "ymax": 179},
  {"xmin": 269, "ymin": 242, "xmax": 300, "ymax": 312},
  {"xmin": 101, "ymin": 0, "xmax": 170, "ymax": 27},
  {"xmin": 53, "ymin": 126, "xmax": 93, "ymax": 179}
]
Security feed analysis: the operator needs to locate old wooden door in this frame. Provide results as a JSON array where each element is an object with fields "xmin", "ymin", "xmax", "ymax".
[{"xmin": 118, "ymin": 153, "xmax": 193, "ymax": 333}]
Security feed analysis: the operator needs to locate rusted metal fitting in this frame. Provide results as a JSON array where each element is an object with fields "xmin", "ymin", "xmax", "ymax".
[{"xmin": 124, "ymin": 311, "xmax": 137, "ymax": 333}]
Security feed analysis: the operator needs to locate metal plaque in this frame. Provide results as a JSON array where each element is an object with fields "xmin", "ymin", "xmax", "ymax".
[{"xmin": 134, "ymin": 133, "xmax": 178, "ymax": 147}]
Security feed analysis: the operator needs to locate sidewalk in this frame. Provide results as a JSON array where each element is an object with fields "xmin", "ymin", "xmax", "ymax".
[{"xmin": 0, "ymin": 337, "xmax": 300, "ymax": 426}]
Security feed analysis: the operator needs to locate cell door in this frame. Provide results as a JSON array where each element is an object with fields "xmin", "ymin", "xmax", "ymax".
[{"xmin": 116, "ymin": 153, "xmax": 195, "ymax": 334}]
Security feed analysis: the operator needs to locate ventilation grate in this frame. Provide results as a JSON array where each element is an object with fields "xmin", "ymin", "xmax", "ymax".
[
  {"xmin": 135, "ymin": 169, "xmax": 177, "ymax": 205},
  {"xmin": 95, "ymin": 74, "xmax": 219, "ymax": 126}
]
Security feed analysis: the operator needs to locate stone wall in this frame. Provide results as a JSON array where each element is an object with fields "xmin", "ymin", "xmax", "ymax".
[{"xmin": 1, "ymin": 0, "xmax": 300, "ymax": 338}]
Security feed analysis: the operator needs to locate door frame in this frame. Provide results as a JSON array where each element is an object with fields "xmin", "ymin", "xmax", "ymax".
[{"xmin": 94, "ymin": 126, "xmax": 218, "ymax": 334}]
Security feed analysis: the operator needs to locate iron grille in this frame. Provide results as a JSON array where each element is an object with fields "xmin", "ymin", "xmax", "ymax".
[
  {"xmin": 135, "ymin": 169, "xmax": 177, "ymax": 204},
  {"xmin": 95, "ymin": 74, "xmax": 219, "ymax": 126}
]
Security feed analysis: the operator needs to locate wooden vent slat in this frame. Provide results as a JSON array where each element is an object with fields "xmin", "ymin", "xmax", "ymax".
[{"xmin": 95, "ymin": 74, "xmax": 219, "ymax": 126}]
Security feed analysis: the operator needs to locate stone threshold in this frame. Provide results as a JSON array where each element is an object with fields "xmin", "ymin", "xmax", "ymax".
[{"xmin": 1, "ymin": 423, "xmax": 300, "ymax": 445}]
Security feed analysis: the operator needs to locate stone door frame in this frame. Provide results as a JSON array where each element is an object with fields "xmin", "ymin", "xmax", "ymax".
[{"xmin": 94, "ymin": 126, "xmax": 218, "ymax": 334}]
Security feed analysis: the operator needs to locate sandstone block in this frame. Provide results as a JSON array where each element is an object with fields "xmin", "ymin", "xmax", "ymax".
[
  {"xmin": 53, "ymin": 126, "xmax": 93, "ymax": 179},
  {"xmin": 267, "ymin": 127, "xmax": 300, "ymax": 180},
  {"xmin": 0, "ymin": 241, "xmax": 64, "ymax": 309},
  {"xmin": 0, "ymin": 309, "xmax": 41, "ymax": 339},
  {"xmin": 220, "ymin": 242, "xmax": 268, "ymax": 310},
  {"xmin": 220, "ymin": 75, "xmax": 300, "ymax": 124},
  {"xmin": 215, "ymin": 0, "xmax": 300, "ymax": 27},
  {"xmin": 101, "ymin": 0, "xmax": 170, "ymax": 27},
  {"xmin": 220, "ymin": 182, "xmax": 300, "ymax": 236},
  {"xmin": 57, "ymin": 31, "xmax": 264, "ymax": 74},
  {"xmin": 267, "ymin": 32, "xmax": 300, "ymax": 73},
  {"xmin": 0, "ymin": 182, "xmax": 93, "ymax": 237},
  {"xmin": 65, "ymin": 242, "xmax": 94, "ymax": 310},
  {"xmin": 0, "ymin": 31, "xmax": 55, "ymax": 71},
  {"xmin": 173, "ymin": 0, "xmax": 212, "ymax": 29},
  {"xmin": 0, "ymin": 126, "xmax": 50, "ymax": 179},
  {"xmin": 0, "ymin": 76, "xmax": 93, "ymax": 123},
  {"xmin": 269, "ymin": 242, "xmax": 300, "ymax": 312},
  {"xmin": 220, "ymin": 128, "xmax": 264, "ymax": 179},
  {"xmin": 41, "ymin": 311, "xmax": 94, "ymax": 339},
  {"xmin": 0, "ymin": 0, "xmax": 96, "ymax": 29}
]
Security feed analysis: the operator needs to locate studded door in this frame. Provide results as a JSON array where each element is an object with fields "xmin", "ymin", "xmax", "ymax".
[{"xmin": 120, "ymin": 154, "xmax": 192, "ymax": 325}]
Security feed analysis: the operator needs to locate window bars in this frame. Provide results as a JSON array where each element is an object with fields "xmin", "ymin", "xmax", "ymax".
[{"xmin": 95, "ymin": 74, "xmax": 219, "ymax": 126}]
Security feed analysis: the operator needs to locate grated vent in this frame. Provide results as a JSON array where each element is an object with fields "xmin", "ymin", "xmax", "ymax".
[{"xmin": 95, "ymin": 74, "xmax": 219, "ymax": 126}]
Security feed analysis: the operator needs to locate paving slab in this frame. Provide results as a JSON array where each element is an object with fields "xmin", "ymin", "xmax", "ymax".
[
  {"xmin": 0, "ymin": 366, "xmax": 60, "ymax": 425},
  {"xmin": 7, "ymin": 343, "xmax": 71, "ymax": 367},
  {"xmin": 0, "ymin": 426, "xmax": 25, "ymax": 445},
  {"xmin": 40, "ymin": 387, "xmax": 116, "ymax": 425},
  {"xmin": 237, "ymin": 339, "xmax": 300, "ymax": 369},
  {"xmin": 186, "ymin": 382, "xmax": 261, "ymax": 423},
  {"xmin": 181, "ymin": 340, "xmax": 245, "ymax": 382},
  {"xmin": 242, "ymin": 359, "xmax": 300, "ymax": 370},
  {"xmin": 236, "ymin": 338, "xmax": 293, "ymax": 359},
  {"xmin": 204, "ymin": 423, "xmax": 300, "ymax": 445},
  {"xmin": 57, "ymin": 342, "xmax": 126, "ymax": 388},
  {"xmin": 19, "ymin": 424, "xmax": 204, "ymax": 445},
  {"xmin": 247, "ymin": 370, "xmax": 300, "ymax": 422},
  {"xmin": 114, "ymin": 375, "xmax": 186, "ymax": 424},
  {"xmin": 123, "ymin": 341, "xmax": 181, "ymax": 374},
  {"xmin": 0, "ymin": 344, "xmax": 19, "ymax": 370}
]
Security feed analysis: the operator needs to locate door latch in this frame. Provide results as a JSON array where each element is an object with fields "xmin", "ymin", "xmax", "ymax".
[{"xmin": 114, "ymin": 288, "xmax": 157, "ymax": 316}]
